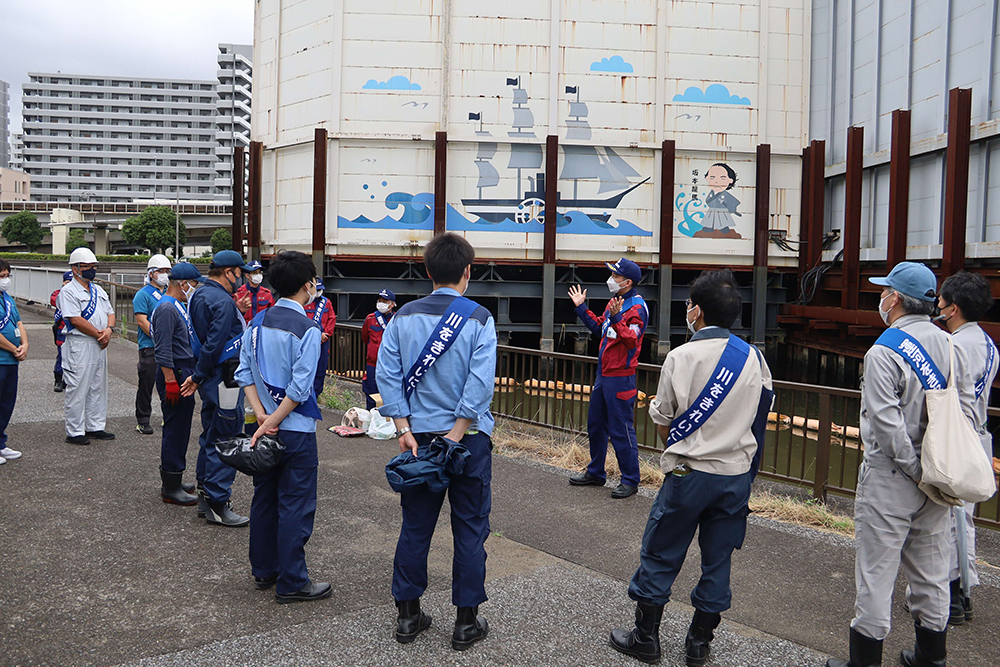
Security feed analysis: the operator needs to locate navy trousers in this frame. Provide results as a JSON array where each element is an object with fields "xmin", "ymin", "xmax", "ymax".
[
  {"xmin": 312, "ymin": 343, "xmax": 329, "ymax": 399},
  {"xmin": 249, "ymin": 429, "xmax": 318, "ymax": 595},
  {"xmin": 54, "ymin": 345, "xmax": 62, "ymax": 375},
  {"xmin": 0, "ymin": 364, "xmax": 18, "ymax": 448},
  {"xmin": 362, "ymin": 364, "xmax": 378, "ymax": 410},
  {"xmin": 156, "ymin": 362, "xmax": 195, "ymax": 473},
  {"xmin": 586, "ymin": 374, "xmax": 641, "ymax": 487},
  {"xmin": 392, "ymin": 431, "xmax": 492, "ymax": 608},
  {"xmin": 628, "ymin": 469, "xmax": 752, "ymax": 613},
  {"xmin": 196, "ymin": 372, "xmax": 242, "ymax": 503}
]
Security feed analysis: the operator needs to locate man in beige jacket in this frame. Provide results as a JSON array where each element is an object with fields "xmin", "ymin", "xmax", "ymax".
[{"xmin": 609, "ymin": 269, "xmax": 772, "ymax": 666}]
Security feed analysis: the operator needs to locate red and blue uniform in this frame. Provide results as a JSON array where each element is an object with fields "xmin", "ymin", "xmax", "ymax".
[
  {"xmin": 361, "ymin": 310, "xmax": 392, "ymax": 410},
  {"xmin": 51, "ymin": 288, "xmax": 66, "ymax": 376},
  {"xmin": 234, "ymin": 284, "xmax": 276, "ymax": 324},
  {"xmin": 574, "ymin": 288, "xmax": 648, "ymax": 487},
  {"xmin": 303, "ymin": 295, "xmax": 336, "ymax": 397}
]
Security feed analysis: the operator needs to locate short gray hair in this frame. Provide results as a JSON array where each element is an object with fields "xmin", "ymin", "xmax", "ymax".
[{"xmin": 896, "ymin": 290, "xmax": 937, "ymax": 317}]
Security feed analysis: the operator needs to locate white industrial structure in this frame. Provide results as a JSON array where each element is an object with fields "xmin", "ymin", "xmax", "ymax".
[{"xmin": 215, "ymin": 43, "xmax": 253, "ymax": 201}]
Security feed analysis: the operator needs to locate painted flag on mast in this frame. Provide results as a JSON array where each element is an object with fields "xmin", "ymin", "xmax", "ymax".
[
  {"xmin": 469, "ymin": 112, "xmax": 481, "ymax": 120},
  {"xmin": 565, "ymin": 86, "xmax": 578, "ymax": 94},
  {"xmin": 506, "ymin": 77, "xmax": 520, "ymax": 86}
]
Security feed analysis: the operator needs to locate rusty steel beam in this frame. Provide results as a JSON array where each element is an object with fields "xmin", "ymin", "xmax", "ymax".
[
  {"xmin": 247, "ymin": 140, "xmax": 263, "ymax": 255},
  {"xmin": 943, "ymin": 88, "xmax": 972, "ymax": 277},
  {"xmin": 782, "ymin": 304, "xmax": 884, "ymax": 328},
  {"xmin": 886, "ymin": 109, "xmax": 911, "ymax": 268},
  {"xmin": 842, "ymin": 127, "xmax": 864, "ymax": 310},
  {"xmin": 232, "ymin": 145, "xmax": 245, "ymax": 252},
  {"xmin": 312, "ymin": 128, "xmax": 328, "ymax": 255},
  {"xmin": 797, "ymin": 145, "xmax": 812, "ymax": 287},
  {"xmin": 752, "ymin": 143, "xmax": 771, "ymax": 345},
  {"xmin": 807, "ymin": 140, "xmax": 826, "ymax": 269},
  {"xmin": 544, "ymin": 135, "xmax": 558, "ymax": 265},
  {"xmin": 434, "ymin": 131, "xmax": 447, "ymax": 236},
  {"xmin": 659, "ymin": 140, "xmax": 675, "ymax": 265}
]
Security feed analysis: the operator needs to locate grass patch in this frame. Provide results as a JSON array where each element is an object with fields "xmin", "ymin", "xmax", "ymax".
[
  {"xmin": 318, "ymin": 376, "xmax": 359, "ymax": 412},
  {"xmin": 491, "ymin": 418, "xmax": 856, "ymax": 538}
]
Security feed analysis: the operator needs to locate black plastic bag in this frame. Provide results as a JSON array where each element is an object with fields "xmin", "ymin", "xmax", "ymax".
[{"xmin": 215, "ymin": 434, "xmax": 285, "ymax": 476}]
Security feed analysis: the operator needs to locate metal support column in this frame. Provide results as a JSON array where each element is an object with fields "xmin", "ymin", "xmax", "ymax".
[
  {"xmin": 232, "ymin": 145, "xmax": 245, "ymax": 252},
  {"xmin": 434, "ymin": 131, "xmax": 447, "ymax": 236},
  {"xmin": 807, "ymin": 140, "xmax": 826, "ymax": 269},
  {"xmin": 540, "ymin": 135, "xmax": 558, "ymax": 352},
  {"xmin": 842, "ymin": 127, "xmax": 863, "ymax": 310},
  {"xmin": 247, "ymin": 140, "xmax": 263, "ymax": 261},
  {"xmin": 797, "ymin": 144, "xmax": 812, "ymax": 288},
  {"xmin": 753, "ymin": 143, "xmax": 771, "ymax": 346},
  {"xmin": 886, "ymin": 109, "xmax": 911, "ymax": 268},
  {"xmin": 312, "ymin": 128, "xmax": 328, "ymax": 271},
  {"xmin": 943, "ymin": 88, "xmax": 972, "ymax": 277},
  {"xmin": 657, "ymin": 139, "xmax": 675, "ymax": 360}
]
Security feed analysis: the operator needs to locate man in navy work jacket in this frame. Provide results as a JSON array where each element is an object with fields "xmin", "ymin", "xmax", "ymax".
[
  {"xmin": 377, "ymin": 232, "xmax": 497, "ymax": 651},
  {"xmin": 568, "ymin": 257, "xmax": 649, "ymax": 499},
  {"xmin": 150, "ymin": 262, "xmax": 205, "ymax": 506},
  {"xmin": 181, "ymin": 250, "xmax": 251, "ymax": 528},
  {"xmin": 237, "ymin": 251, "xmax": 331, "ymax": 604}
]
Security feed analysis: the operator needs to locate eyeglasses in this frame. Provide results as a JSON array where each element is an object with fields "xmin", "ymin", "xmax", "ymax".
[{"xmin": 685, "ymin": 299, "xmax": 693, "ymax": 307}]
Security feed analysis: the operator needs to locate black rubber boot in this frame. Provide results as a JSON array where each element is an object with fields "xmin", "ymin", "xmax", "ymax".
[
  {"xmin": 160, "ymin": 468, "xmax": 198, "ymax": 505},
  {"xmin": 181, "ymin": 481, "xmax": 196, "ymax": 494},
  {"xmin": 948, "ymin": 580, "xmax": 965, "ymax": 625},
  {"xmin": 395, "ymin": 598, "xmax": 432, "ymax": 644},
  {"xmin": 204, "ymin": 498, "xmax": 250, "ymax": 527},
  {"xmin": 452, "ymin": 606, "xmax": 489, "ymax": 651},
  {"xmin": 825, "ymin": 627, "xmax": 883, "ymax": 667},
  {"xmin": 900, "ymin": 623, "xmax": 946, "ymax": 667},
  {"xmin": 609, "ymin": 601, "xmax": 663, "ymax": 664},
  {"xmin": 53, "ymin": 372, "xmax": 64, "ymax": 393},
  {"xmin": 197, "ymin": 484, "xmax": 207, "ymax": 518},
  {"xmin": 684, "ymin": 609, "xmax": 721, "ymax": 667}
]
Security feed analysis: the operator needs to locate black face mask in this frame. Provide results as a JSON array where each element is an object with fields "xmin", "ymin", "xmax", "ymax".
[
  {"xmin": 81, "ymin": 268, "xmax": 97, "ymax": 281},
  {"xmin": 226, "ymin": 270, "xmax": 243, "ymax": 293}
]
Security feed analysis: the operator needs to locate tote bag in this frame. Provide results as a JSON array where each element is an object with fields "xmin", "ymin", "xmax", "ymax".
[{"xmin": 921, "ymin": 336, "xmax": 997, "ymax": 505}]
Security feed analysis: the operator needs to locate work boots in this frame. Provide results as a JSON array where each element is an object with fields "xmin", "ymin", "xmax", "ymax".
[
  {"xmin": 609, "ymin": 601, "xmax": 663, "ymax": 664},
  {"xmin": 197, "ymin": 484, "xmax": 208, "ymax": 518},
  {"xmin": 948, "ymin": 579, "xmax": 968, "ymax": 625},
  {"xmin": 53, "ymin": 372, "xmax": 64, "ymax": 393},
  {"xmin": 160, "ymin": 468, "xmax": 198, "ymax": 505},
  {"xmin": 900, "ymin": 623, "xmax": 946, "ymax": 667},
  {"xmin": 394, "ymin": 598, "xmax": 432, "ymax": 644},
  {"xmin": 825, "ymin": 627, "xmax": 883, "ymax": 667},
  {"xmin": 685, "ymin": 609, "xmax": 721, "ymax": 666},
  {"xmin": 204, "ymin": 498, "xmax": 250, "ymax": 527},
  {"xmin": 452, "ymin": 606, "xmax": 489, "ymax": 651}
]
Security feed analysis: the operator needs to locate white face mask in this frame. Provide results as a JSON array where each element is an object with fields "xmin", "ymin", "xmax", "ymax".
[
  {"xmin": 181, "ymin": 282, "xmax": 196, "ymax": 301},
  {"xmin": 154, "ymin": 272, "xmax": 170, "ymax": 288},
  {"xmin": 376, "ymin": 302, "xmax": 391, "ymax": 314},
  {"xmin": 607, "ymin": 276, "xmax": 622, "ymax": 294},
  {"xmin": 306, "ymin": 284, "xmax": 318, "ymax": 303},
  {"xmin": 0, "ymin": 278, "xmax": 10, "ymax": 293},
  {"xmin": 878, "ymin": 292, "xmax": 894, "ymax": 325},
  {"xmin": 249, "ymin": 274, "xmax": 263, "ymax": 286},
  {"xmin": 686, "ymin": 305, "xmax": 698, "ymax": 334}
]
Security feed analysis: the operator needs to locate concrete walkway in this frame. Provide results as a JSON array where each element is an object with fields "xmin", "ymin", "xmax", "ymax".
[{"xmin": 2, "ymin": 306, "xmax": 999, "ymax": 666}]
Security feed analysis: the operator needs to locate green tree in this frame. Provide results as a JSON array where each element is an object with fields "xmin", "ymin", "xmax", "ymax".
[
  {"xmin": 210, "ymin": 228, "xmax": 233, "ymax": 255},
  {"xmin": 66, "ymin": 228, "xmax": 89, "ymax": 253},
  {"xmin": 122, "ymin": 205, "xmax": 186, "ymax": 255},
  {"xmin": 1, "ymin": 211, "xmax": 45, "ymax": 251}
]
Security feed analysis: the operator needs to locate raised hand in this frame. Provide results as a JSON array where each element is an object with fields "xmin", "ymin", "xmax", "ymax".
[
  {"xmin": 608, "ymin": 296, "xmax": 624, "ymax": 317},
  {"xmin": 568, "ymin": 284, "xmax": 587, "ymax": 307}
]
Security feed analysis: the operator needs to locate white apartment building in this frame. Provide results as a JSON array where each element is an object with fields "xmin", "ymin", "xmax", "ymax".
[
  {"xmin": 9, "ymin": 133, "xmax": 23, "ymax": 171},
  {"xmin": 0, "ymin": 80, "xmax": 10, "ymax": 168},
  {"xmin": 215, "ymin": 44, "xmax": 252, "ymax": 200},
  {"xmin": 20, "ymin": 73, "xmax": 219, "ymax": 202}
]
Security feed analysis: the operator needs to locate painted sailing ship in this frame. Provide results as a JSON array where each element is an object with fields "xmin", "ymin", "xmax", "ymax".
[{"xmin": 461, "ymin": 80, "xmax": 649, "ymax": 226}]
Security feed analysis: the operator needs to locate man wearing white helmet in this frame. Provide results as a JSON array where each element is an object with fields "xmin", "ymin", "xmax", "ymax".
[
  {"xmin": 132, "ymin": 254, "xmax": 171, "ymax": 435},
  {"xmin": 56, "ymin": 248, "xmax": 116, "ymax": 446}
]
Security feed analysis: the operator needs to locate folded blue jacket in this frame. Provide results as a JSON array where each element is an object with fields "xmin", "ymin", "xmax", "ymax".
[{"xmin": 385, "ymin": 436, "xmax": 471, "ymax": 494}]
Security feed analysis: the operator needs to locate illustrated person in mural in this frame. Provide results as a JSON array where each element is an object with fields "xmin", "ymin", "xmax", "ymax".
[
  {"xmin": 935, "ymin": 272, "xmax": 997, "ymax": 625},
  {"xmin": 376, "ymin": 233, "xmax": 497, "ymax": 650},
  {"xmin": 568, "ymin": 258, "xmax": 648, "ymax": 500},
  {"xmin": 362, "ymin": 288, "xmax": 395, "ymax": 410},
  {"xmin": 827, "ymin": 262, "xmax": 974, "ymax": 667},
  {"xmin": 609, "ymin": 269, "xmax": 772, "ymax": 666},
  {"xmin": 695, "ymin": 163, "xmax": 742, "ymax": 240}
]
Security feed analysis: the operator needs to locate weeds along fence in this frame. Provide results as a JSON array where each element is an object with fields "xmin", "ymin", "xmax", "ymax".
[{"xmin": 317, "ymin": 323, "xmax": 1000, "ymax": 530}]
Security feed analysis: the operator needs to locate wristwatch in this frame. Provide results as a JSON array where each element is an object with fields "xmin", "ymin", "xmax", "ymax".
[{"xmin": 395, "ymin": 426, "xmax": 412, "ymax": 439}]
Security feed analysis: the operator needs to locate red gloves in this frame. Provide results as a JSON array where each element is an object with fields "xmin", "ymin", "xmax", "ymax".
[{"xmin": 165, "ymin": 379, "xmax": 181, "ymax": 405}]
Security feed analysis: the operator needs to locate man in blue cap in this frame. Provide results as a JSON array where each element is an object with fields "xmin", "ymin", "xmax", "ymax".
[
  {"xmin": 568, "ymin": 257, "xmax": 648, "ymax": 499},
  {"xmin": 303, "ymin": 276, "xmax": 336, "ymax": 398},
  {"xmin": 150, "ymin": 262, "xmax": 205, "ymax": 506},
  {"xmin": 234, "ymin": 260, "xmax": 274, "ymax": 324},
  {"xmin": 362, "ymin": 288, "xmax": 395, "ymax": 409},
  {"xmin": 827, "ymin": 261, "xmax": 976, "ymax": 667},
  {"xmin": 181, "ymin": 250, "xmax": 251, "ymax": 527}
]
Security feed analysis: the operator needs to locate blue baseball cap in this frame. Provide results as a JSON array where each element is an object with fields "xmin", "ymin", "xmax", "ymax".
[
  {"xmin": 62, "ymin": 271, "xmax": 73, "ymax": 281},
  {"xmin": 869, "ymin": 262, "xmax": 937, "ymax": 302},
  {"xmin": 606, "ymin": 257, "xmax": 642, "ymax": 285},
  {"xmin": 169, "ymin": 262, "xmax": 206, "ymax": 283},
  {"xmin": 315, "ymin": 277, "xmax": 325, "ymax": 291},
  {"xmin": 211, "ymin": 250, "xmax": 249, "ymax": 270},
  {"xmin": 245, "ymin": 260, "xmax": 263, "ymax": 271},
  {"xmin": 378, "ymin": 288, "xmax": 396, "ymax": 301}
]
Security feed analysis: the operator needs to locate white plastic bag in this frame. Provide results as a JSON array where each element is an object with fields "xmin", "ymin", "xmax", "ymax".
[
  {"xmin": 921, "ymin": 338, "xmax": 998, "ymax": 505},
  {"xmin": 366, "ymin": 408, "xmax": 396, "ymax": 440},
  {"xmin": 342, "ymin": 407, "xmax": 371, "ymax": 430}
]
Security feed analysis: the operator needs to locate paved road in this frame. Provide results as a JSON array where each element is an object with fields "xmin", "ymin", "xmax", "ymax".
[{"xmin": 2, "ymin": 306, "xmax": 998, "ymax": 666}]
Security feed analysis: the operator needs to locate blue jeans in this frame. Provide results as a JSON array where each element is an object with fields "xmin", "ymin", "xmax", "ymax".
[
  {"xmin": 196, "ymin": 371, "xmax": 243, "ymax": 503},
  {"xmin": 586, "ymin": 374, "xmax": 641, "ymax": 487},
  {"xmin": 629, "ymin": 469, "xmax": 752, "ymax": 613},
  {"xmin": 0, "ymin": 364, "xmax": 18, "ymax": 447},
  {"xmin": 392, "ymin": 431, "xmax": 492, "ymax": 607}
]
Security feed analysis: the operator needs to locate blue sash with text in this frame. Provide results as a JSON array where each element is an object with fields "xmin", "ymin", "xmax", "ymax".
[
  {"xmin": 58, "ymin": 283, "xmax": 97, "ymax": 332},
  {"xmin": 0, "ymin": 293, "xmax": 13, "ymax": 332},
  {"xmin": 155, "ymin": 295, "xmax": 201, "ymax": 358},
  {"xmin": 874, "ymin": 328, "xmax": 947, "ymax": 390},
  {"xmin": 249, "ymin": 311, "xmax": 323, "ymax": 420},
  {"xmin": 312, "ymin": 297, "xmax": 327, "ymax": 325},
  {"xmin": 601, "ymin": 295, "xmax": 647, "ymax": 338},
  {"xmin": 976, "ymin": 328, "xmax": 995, "ymax": 399},
  {"xmin": 403, "ymin": 296, "xmax": 479, "ymax": 399}
]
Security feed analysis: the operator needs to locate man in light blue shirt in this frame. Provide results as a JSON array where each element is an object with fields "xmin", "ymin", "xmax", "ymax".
[
  {"xmin": 377, "ymin": 233, "xmax": 497, "ymax": 651},
  {"xmin": 132, "ymin": 254, "xmax": 171, "ymax": 435},
  {"xmin": 236, "ymin": 250, "xmax": 331, "ymax": 605}
]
